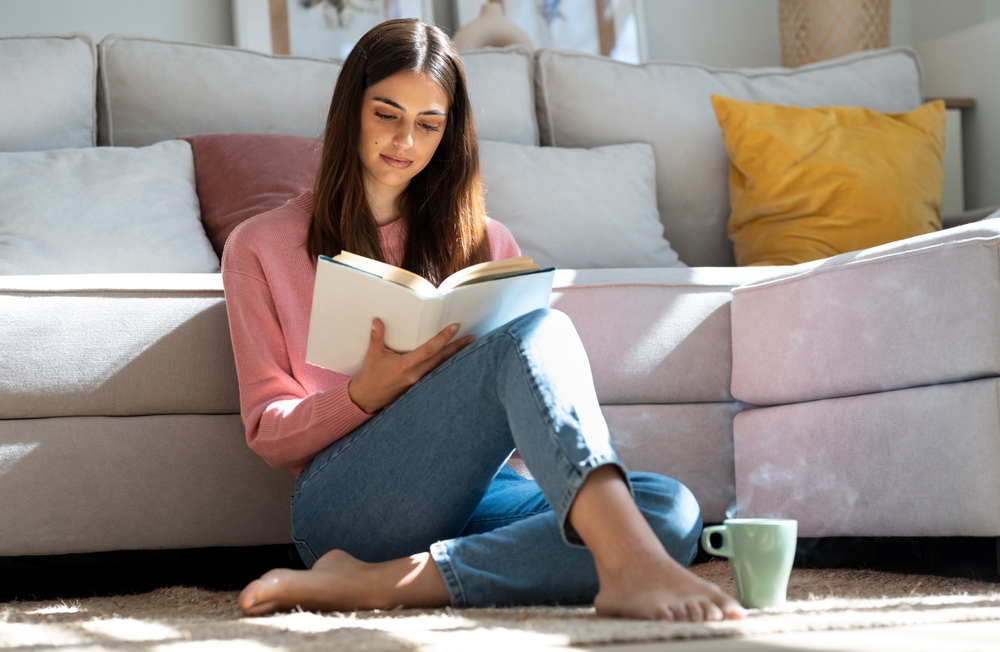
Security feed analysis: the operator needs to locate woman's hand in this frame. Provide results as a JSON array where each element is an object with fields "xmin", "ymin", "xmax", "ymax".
[{"xmin": 347, "ymin": 319, "xmax": 475, "ymax": 414}]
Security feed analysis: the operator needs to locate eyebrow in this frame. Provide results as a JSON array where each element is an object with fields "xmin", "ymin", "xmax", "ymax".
[{"xmin": 372, "ymin": 96, "xmax": 447, "ymax": 117}]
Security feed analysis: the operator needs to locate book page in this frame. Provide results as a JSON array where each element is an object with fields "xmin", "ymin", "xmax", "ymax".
[
  {"xmin": 438, "ymin": 256, "xmax": 540, "ymax": 293},
  {"xmin": 332, "ymin": 251, "xmax": 438, "ymax": 296}
]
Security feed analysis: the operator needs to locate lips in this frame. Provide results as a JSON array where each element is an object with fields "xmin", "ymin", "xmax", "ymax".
[{"xmin": 381, "ymin": 154, "xmax": 412, "ymax": 169}]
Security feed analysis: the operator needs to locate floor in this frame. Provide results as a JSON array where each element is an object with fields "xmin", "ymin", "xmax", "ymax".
[
  {"xmin": 3, "ymin": 542, "xmax": 998, "ymax": 651},
  {"xmin": 590, "ymin": 621, "xmax": 1000, "ymax": 651}
]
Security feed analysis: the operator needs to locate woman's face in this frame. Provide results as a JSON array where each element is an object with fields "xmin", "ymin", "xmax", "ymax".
[{"xmin": 359, "ymin": 70, "xmax": 449, "ymax": 199}]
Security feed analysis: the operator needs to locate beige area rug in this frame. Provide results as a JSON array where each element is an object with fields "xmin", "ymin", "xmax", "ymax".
[{"xmin": 1, "ymin": 561, "xmax": 999, "ymax": 651}]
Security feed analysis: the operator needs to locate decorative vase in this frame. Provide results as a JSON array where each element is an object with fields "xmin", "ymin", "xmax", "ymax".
[
  {"xmin": 779, "ymin": 0, "xmax": 890, "ymax": 68},
  {"xmin": 452, "ymin": 0, "xmax": 534, "ymax": 51}
]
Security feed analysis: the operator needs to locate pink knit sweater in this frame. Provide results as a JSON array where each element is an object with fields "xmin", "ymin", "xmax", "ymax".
[{"xmin": 221, "ymin": 191, "xmax": 521, "ymax": 475}]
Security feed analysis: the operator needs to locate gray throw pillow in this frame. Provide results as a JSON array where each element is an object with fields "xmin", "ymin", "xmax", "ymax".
[
  {"xmin": 0, "ymin": 141, "xmax": 219, "ymax": 274},
  {"xmin": 479, "ymin": 141, "xmax": 682, "ymax": 269}
]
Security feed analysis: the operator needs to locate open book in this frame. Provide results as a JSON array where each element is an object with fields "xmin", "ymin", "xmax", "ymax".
[{"xmin": 306, "ymin": 252, "xmax": 555, "ymax": 376}]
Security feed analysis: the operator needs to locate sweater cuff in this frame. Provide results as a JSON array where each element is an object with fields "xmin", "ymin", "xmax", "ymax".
[{"xmin": 316, "ymin": 381, "xmax": 372, "ymax": 435}]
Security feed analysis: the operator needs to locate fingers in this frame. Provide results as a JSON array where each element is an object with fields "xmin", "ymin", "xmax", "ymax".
[
  {"xmin": 424, "ymin": 323, "xmax": 460, "ymax": 354},
  {"xmin": 411, "ymin": 324, "xmax": 464, "ymax": 364}
]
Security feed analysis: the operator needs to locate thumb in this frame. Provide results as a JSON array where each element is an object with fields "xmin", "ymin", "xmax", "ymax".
[{"xmin": 370, "ymin": 318, "xmax": 386, "ymax": 349}]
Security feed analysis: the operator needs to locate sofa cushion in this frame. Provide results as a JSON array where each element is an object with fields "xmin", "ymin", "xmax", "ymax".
[
  {"xmin": 0, "ymin": 34, "xmax": 96, "ymax": 151},
  {"xmin": 480, "ymin": 141, "xmax": 681, "ymax": 268},
  {"xmin": 730, "ymin": 219, "xmax": 1000, "ymax": 406},
  {"xmin": 181, "ymin": 133, "xmax": 322, "ymax": 257},
  {"xmin": 0, "ymin": 141, "xmax": 219, "ymax": 274},
  {"xmin": 0, "ymin": 414, "xmax": 295, "ymax": 555},
  {"xmin": 606, "ymin": 402, "xmax": 747, "ymax": 524},
  {"xmin": 734, "ymin": 378, "xmax": 1000, "ymax": 537},
  {"xmin": 714, "ymin": 96, "xmax": 945, "ymax": 266},
  {"xmin": 550, "ymin": 266, "xmax": 779, "ymax": 404},
  {"xmin": 98, "ymin": 36, "xmax": 341, "ymax": 147},
  {"xmin": 461, "ymin": 46, "xmax": 538, "ymax": 145},
  {"xmin": 0, "ymin": 274, "xmax": 238, "ymax": 420},
  {"xmin": 98, "ymin": 37, "xmax": 537, "ymax": 147},
  {"xmin": 535, "ymin": 47, "xmax": 924, "ymax": 267}
]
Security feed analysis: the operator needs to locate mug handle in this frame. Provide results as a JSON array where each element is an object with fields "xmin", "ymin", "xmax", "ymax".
[{"xmin": 701, "ymin": 525, "xmax": 733, "ymax": 558}]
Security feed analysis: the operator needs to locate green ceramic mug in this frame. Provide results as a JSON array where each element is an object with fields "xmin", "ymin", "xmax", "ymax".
[{"xmin": 701, "ymin": 518, "xmax": 798, "ymax": 609}]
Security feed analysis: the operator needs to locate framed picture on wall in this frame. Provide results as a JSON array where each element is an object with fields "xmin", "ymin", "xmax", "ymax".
[
  {"xmin": 232, "ymin": 0, "xmax": 434, "ymax": 59},
  {"xmin": 454, "ymin": 0, "xmax": 646, "ymax": 63}
]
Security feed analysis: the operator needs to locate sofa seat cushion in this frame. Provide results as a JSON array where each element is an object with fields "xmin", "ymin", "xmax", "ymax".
[
  {"xmin": 0, "ymin": 274, "xmax": 239, "ymax": 419},
  {"xmin": 550, "ymin": 267, "xmax": 779, "ymax": 404},
  {"xmin": 731, "ymin": 219, "xmax": 1000, "ymax": 406},
  {"xmin": 605, "ymin": 402, "xmax": 748, "ymax": 524},
  {"xmin": 734, "ymin": 378, "xmax": 1000, "ymax": 538},
  {"xmin": 535, "ymin": 47, "xmax": 923, "ymax": 267},
  {"xmin": 0, "ymin": 141, "xmax": 219, "ymax": 274},
  {"xmin": 98, "ymin": 37, "xmax": 536, "ymax": 147},
  {"xmin": 0, "ymin": 414, "xmax": 294, "ymax": 556},
  {"xmin": 0, "ymin": 34, "xmax": 96, "ymax": 151}
]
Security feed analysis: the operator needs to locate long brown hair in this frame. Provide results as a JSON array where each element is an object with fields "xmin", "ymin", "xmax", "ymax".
[{"xmin": 309, "ymin": 18, "xmax": 490, "ymax": 286}]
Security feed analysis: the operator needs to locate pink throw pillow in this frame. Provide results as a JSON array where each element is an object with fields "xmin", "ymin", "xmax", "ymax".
[{"xmin": 181, "ymin": 133, "xmax": 322, "ymax": 256}]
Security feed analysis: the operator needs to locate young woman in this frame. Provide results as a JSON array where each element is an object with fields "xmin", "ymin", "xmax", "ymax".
[{"xmin": 222, "ymin": 18, "xmax": 743, "ymax": 622}]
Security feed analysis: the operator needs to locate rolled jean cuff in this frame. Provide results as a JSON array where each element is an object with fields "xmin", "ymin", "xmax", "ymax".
[
  {"xmin": 557, "ymin": 454, "xmax": 632, "ymax": 548},
  {"xmin": 430, "ymin": 539, "xmax": 467, "ymax": 607}
]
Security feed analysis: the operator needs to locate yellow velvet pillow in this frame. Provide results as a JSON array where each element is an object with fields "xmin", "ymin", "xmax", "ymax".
[{"xmin": 711, "ymin": 95, "xmax": 946, "ymax": 266}]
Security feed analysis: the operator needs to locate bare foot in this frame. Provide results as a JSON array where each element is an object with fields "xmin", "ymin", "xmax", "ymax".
[
  {"xmin": 593, "ymin": 546, "xmax": 745, "ymax": 622},
  {"xmin": 239, "ymin": 549, "xmax": 372, "ymax": 616},
  {"xmin": 239, "ymin": 548, "xmax": 450, "ymax": 616}
]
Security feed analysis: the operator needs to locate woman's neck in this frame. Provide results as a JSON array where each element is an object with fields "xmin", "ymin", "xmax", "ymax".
[{"xmin": 367, "ymin": 182, "xmax": 405, "ymax": 226}]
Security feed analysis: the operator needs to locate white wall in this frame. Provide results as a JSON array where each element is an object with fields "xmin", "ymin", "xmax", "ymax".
[
  {"xmin": 0, "ymin": 0, "xmax": 233, "ymax": 45},
  {"xmin": 640, "ymin": 0, "xmax": 780, "ymax": 67},
  {"xmin": 916, "ymin": 18, "xmax": 1000, "ymax": 210},
  {"xmin": 892, "ymin": 0, "xmax": 1000, "ymax": 44},
  {"xmin": 634, "ymin": 0, "xmax": 1000, "ymax": 67}
]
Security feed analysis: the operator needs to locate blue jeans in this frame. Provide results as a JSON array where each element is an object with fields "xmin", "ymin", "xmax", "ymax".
[{"xmin": 291, "ymin": 308, "xmax": 702, "ymax": 607}]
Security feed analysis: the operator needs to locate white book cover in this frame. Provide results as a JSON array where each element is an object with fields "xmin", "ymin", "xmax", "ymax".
[{"xmin": 306, "ymin": 256, "xmax": 555, "ymax": 376}]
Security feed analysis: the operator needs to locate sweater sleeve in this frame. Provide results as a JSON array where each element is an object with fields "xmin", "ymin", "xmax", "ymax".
[
  {"xmin": 222, "ymin": 233, "xmax": 371, "ymax": 472},
  {"xmin": 486, "ymin": 218, "xmax": 522, "ymax": 260}
]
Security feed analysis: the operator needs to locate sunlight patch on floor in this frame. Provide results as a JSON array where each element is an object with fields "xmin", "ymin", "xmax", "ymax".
[{"xmin": 81, "ymin": 617, "xmax": 182, "ymax": 642}]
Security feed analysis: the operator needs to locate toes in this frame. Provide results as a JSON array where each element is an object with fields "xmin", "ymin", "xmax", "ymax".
[
  {"xmin": 721, "ymin": 598, "xmax": 747, "ymax": 620},
  {"xmin": 239, "ymin": 580, "xmax": 268, "ymax": 616},
  {"xmin": 724, "ymin": 604, "xmax": 747, "ymax": 620},
  {"xmin": 683, "ymin": 599, "xmax": 705, "ymax": 622},
  {"xmin": 701, "ymin": 599, "xmax": 724, "ymax": 622}
]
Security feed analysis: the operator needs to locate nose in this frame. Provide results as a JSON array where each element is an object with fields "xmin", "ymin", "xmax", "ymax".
[{"xmin": 392, "ymin": 121, "xmax": 413, "ymax": 150}]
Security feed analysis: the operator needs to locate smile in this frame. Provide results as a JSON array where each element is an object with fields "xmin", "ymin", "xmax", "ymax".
[{"xmin": 381, "ymin": 154, "xmax": 412, "ymax": 169}]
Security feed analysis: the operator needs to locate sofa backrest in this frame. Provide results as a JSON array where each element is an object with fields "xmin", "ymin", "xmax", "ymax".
[
  {"xmin": 97, "ymin": 36, "xmax": 537, "ymax": 147},
  {"xmin": 97, "ymin": 36, "xmax": 340, "ymax": 147},
  {"xmin": 535, "ymin": 47, "xmax": 925, "ymax": 267},
  {"xmin": 0, "ymin": 33, "xmax": 96, "ymax": 151}
]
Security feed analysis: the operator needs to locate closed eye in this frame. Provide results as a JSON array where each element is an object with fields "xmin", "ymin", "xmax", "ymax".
[
  {"xmin": 375, "ymin": 111, "xmax": 396, "ymax": 122},
  {"xmin": 420, "ymin": 122, "xmax": 440, "ymax": 133}
]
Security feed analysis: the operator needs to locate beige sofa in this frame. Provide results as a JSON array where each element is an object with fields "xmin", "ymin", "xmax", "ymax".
[{"xmin": 2, "ymin": 32, "xmax": 997, "ymax": 558}]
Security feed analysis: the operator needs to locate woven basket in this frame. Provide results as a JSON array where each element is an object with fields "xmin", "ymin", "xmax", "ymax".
[{"xmin": 779, "ymin": 0, "xmax": 890, "ymax": 68}]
